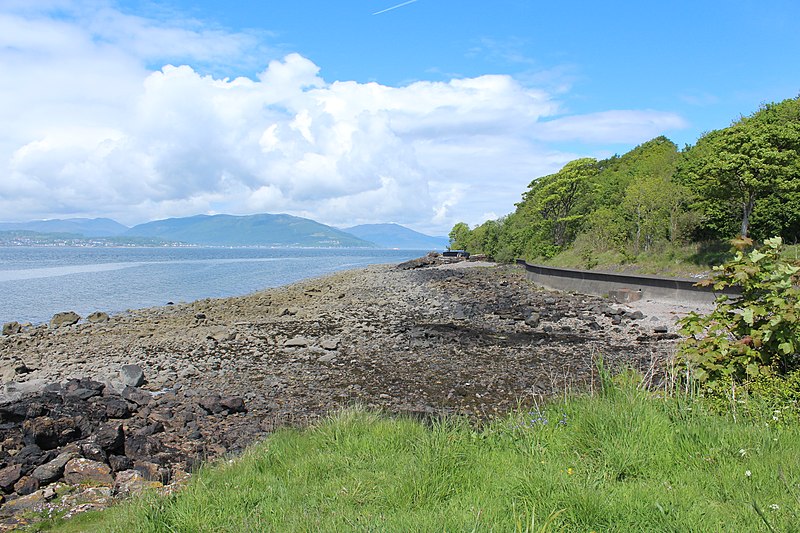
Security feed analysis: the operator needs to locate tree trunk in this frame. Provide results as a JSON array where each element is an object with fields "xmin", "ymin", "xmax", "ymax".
[{"xmin": 741, "ymin": 192, "xmax": 756, "ymax": 237}]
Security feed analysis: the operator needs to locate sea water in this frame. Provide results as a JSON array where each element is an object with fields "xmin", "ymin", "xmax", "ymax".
[{"xmin": 0, "ymin": 247, "xmax": 425, "ymax": 326}]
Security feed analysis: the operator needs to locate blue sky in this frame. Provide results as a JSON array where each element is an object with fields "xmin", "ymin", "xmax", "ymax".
[{"xmin": 0, "ymin": 0, "xmax": 797, "ymax": 234}]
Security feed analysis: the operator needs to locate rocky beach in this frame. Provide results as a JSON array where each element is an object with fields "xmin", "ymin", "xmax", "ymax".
[{"xmin": 0, "ymin": 256, "xmax": 701, "ymax": 529}]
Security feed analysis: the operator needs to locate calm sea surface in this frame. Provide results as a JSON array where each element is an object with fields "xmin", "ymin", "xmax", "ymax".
[{"xmin": 0, "ymin": 247, "xmax": 425, "ymax": 325}]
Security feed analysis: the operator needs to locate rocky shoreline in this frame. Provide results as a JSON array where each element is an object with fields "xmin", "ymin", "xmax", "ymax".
[{"xmin": 0, "ymin": 258, "xmax": 688, "ymax": 529}]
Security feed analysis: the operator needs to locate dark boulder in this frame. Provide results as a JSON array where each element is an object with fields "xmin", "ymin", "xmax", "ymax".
[
  {"xmin": 22, "ymin": 417, "xmax": 79, "ymax": 450},
  {"xmin": 0, "ymin": 464, "xmax": 22, "ymax": 493},
  {"xmin": 120, "ymin": 365, "xmax": 145, "ymax": 387}
]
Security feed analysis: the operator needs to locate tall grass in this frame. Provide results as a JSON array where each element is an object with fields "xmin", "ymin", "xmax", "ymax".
[{"xmin": 45, "ymin": 381, "xmax": 800, "ymax": 532}]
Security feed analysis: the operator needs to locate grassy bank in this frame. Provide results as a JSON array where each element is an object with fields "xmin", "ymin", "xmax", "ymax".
[
  {"xmin": 41, "ymin": 377, "xmax": 800, "ymax": 532},
  {"xmin": 538, "ymin": 241, "xmax": 800, "ymax": 278}
]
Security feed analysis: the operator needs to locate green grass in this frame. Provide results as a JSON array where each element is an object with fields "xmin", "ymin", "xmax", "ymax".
[
  {"xmin": 537, "ymin": 240, "xmax": 800, "ymax": 278},
  {"xmin": 538, "ymin": 240, "xmax": 733, "ymax": 277},
  {"xmin": 40, "ymin": 383, "xmax": 800, "ymax": 532}
]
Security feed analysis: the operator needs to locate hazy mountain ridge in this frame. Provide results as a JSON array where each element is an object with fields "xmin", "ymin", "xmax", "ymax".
[
  {"xmin": 343, "ymin": 223, "xmax": 448, "ymax": 250},
  {"xmin": 0, "ymin": 218, "xmax": 128, "ymax": 237},
  {"xmin": 125, "ymin": 213, "xmax": 375, "ymax": 247},
  {"xmin": 0, "ymin": 215, "xmax": 447, "ymax": 249}
]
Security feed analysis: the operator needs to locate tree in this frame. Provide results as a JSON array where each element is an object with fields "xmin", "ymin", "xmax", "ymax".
[
  {"xmin": 448, "ymin": 222, "xmax": 471, "ymax": 250},
  {"xmin": 520, "ymin": 158, "xmax": 598, "ymax": 248},
  {"xmin": 680, "ymin": 97, "xmax": 800, "ymax": 238}
]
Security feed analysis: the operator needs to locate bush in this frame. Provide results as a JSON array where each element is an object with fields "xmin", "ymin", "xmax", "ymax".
[{"xmin": 678, "ymin": 236, "xmax": 800, "ymax": 382}]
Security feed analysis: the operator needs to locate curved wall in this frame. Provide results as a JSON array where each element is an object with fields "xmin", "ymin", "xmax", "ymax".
[{"xmin": 517, "ymin": 261, "xmax": 739, "ymax": 304}]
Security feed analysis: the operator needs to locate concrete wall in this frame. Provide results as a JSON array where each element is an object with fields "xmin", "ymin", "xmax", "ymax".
[{"xmin": 517, "ymin": 261, "xmax": 737, "ymax": 305}]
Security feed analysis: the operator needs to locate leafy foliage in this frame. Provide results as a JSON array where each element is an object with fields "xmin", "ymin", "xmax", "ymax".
[
  {"xmin": 678, "ymin": 237, "xmax": 800, "ymax": 382},
  {"xmin": 519, "ymin": 157, "xmax": 598, "ymax": 248},
  {"xmin": 448, "ymin": 222, "xmax": 470, "ymax": 250},
  {"xmin": 697, "ymin": 370, "xmax": 800, "ymax": 426},
  {"xmin": 449, "ymin": 96, "xmax": 800, "ymax": 265},
  {"xmin": 678, "ymin": 96, "xmax": 800, "ymax": 239}
]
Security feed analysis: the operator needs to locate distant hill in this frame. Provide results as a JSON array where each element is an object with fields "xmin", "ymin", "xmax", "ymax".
[
  {"xmin": 0, "ymin": 230, "xmax": 180, "ymax": 247},
  {"xmin": 0, "ymin": 218, "xmax": 129, "ymax": 237},
  {"xmin": 342, "ymin": 223, "xmax": 448, "ymax": 250},
  {"xmin": 126, "ymin": 213, "xmax": 375, "ymax": 247}
]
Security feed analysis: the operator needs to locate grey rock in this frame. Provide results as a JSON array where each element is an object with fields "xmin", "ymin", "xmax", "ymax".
[
  {"xmin": 114, "ymin": 469, "xmax": 161, "ymax": 496},
  {"xmin": 14, "ymin": 475, "xmax": 39, "ymax": 496},
  {"xmin": 120, "ymin": 364, "xmax": 145, "ymax": 387},
  {"xmin": 108, "ymin": 455, "xmax": 134, "ymax": 472},
  {"xmin": 0, "ymin": 464, "xmax": 22, "ymax": 493},
  {"xmin": 124, "ymin": 434, "xmax": 171, "ymax": 462},
  {"xmin": 318, "ymin": 353, "xmax": 337, "ymax": 363},
  {"xmin": 628, "ymin": 310, "xmax": 646, "ymax": 320},
  {"xmin": 102, "ymin": 396, "xmax": 131, "ymax": 419},
  {"xmin": 320, "ymin": 338, "xmax": 340, "ymax": 351},
  {"xmin": 2, "ymin": 321, "xmax": 22, "ymax": 336},
  {"xmin": 81, "ymin": 442, "xmax": 108, "ymax": 463},
  {"xmin": 608, "ymin": 288, "xmax": 643, "ymax": 304},
  {"xmin": 653, "ymin": 324, "xmax": 669, "ymax": 334},
  {"xmin": 32, "ymin": 452, "xmax": 78, "ymax": 484},
  {"xmin": 0, "ymin": 379, "xmax": 48, "ymax": 403},
  {"xmin": 49, "ymin": 311, "xmax": 80, "ymax": 329},
  {"xmin": 524, "ymin": 312, "xmax": 540, "ymax": 328},
  {"xmin": 208, "ymin": 328, "xmax": 235, "ymax": 342},
  {"xmin": 0, "ymin": 488, "xmax": 53, "ymax": 517},
  {"xmin": 121, "ymin": 386, "xmax": 151, "ymax": 406},
  {"xmin": 87, "ymin": 311, "xmax": 110, "ymax": 324},
  {"xmin": 198, "ymin": 394, "xmax": 225, "ymax": 414},
  {"xmin": 220, "ymin": 396, "xmax": 246, "ymax": 414},
  {"xmin": 14, "ymin": 444, "xmax": 48, "ymax": 467},
  {"xmin": 284, "ymin": 336, "xmax": 309, "ymax": 348},
  {"xmin": 63, "ymin": 458, "xmax": 114, "ymax": 486},
  {"xmin": 133, "ymin": 460, "xmax": 170, "ymax": 483}
]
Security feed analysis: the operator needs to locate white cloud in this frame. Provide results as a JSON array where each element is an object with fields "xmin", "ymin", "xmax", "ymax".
[
  {"xmin": 0, "ymin": 2, "xmax": 688, "ymax": 234},
  {"xmin": 532, "ymin": 110, "xmax": 689, "ymax": 144}
]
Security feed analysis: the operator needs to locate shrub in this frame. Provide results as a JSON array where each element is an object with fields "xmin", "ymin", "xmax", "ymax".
[{"xmin": 678, "ymin": 236, "xmax": 800, "ymax": 382}]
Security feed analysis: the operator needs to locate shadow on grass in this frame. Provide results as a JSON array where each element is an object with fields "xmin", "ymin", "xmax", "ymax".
[{"xmin": 688, "ymin": 240, "xmax": 732, "ymax": 267}]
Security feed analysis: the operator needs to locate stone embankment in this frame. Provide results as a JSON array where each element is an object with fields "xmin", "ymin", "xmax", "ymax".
[{"xmin": 0, "ymin": 258, "xmax": 688, "ymax": 528}]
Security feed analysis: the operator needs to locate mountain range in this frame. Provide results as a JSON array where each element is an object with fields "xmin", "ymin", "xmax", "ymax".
[
  {"xmin": 343, "ymin": 223, "xmax": 448, "ymax": 250},
  {"xmin": 0, "ymin": 215, "xmax": 448, "ymax": 250},
  {"xmin": 0, "ymin": 218, "xmax": 128, "ymax": 237}
]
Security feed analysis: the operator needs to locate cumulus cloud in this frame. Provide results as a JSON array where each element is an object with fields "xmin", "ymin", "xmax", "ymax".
[{"xmin": 0, "ymin": 2, "xmax": 688, "ymax": 233}]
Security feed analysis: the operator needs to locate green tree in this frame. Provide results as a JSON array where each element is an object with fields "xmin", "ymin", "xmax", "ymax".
[
  {"xmin": 680, "ymin": 97, "xmax": 800, "ymax": 238},
  {"xmin": 576, "ymin": 136, "xmax": 692, "ymax": 255},
  {"xmin": 448, "ymin": 222, "xmax": 471, "ymax": 250},
  {"xmin": 521, "ymin": 157, "xmax": 598, "ymax": 248}
]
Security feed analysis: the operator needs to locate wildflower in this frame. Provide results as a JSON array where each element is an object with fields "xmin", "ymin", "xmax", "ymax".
[
  {"xmin": 558, "ymin": 413, "xmax": 568, "ymax": 426},
  {"xmin": 567, "ymin": 468, "xmax": 574, "ymax": 475},
  {"xmin": 769, "ymin": 504, "xmax": 779, "ymax": 511},
  {"xmin": 738, "ymin": 448, "xmax": 746, "ymax": 457},
  {"xmin": 745, "ymin": 470, "xmax": 752, "ymax": 477},
  {"xmin": 528, "ymin": 409, "xmax": 548, "ymax": 426}
]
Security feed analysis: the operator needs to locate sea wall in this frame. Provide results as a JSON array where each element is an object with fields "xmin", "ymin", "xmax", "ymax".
[{"xmin": 517, "ymin": 261, "xmax": 737, "ymax": 305}]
